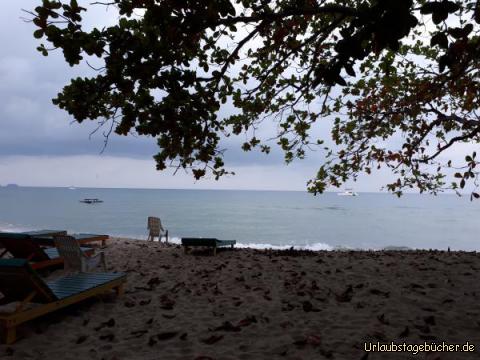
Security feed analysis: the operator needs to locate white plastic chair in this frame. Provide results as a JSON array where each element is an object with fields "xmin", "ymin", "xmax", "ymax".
[
  {"xmin": 54, "ymin": 235, "xmax": 106, "ymax": 272},
  {"xmin": 147, "ymin": 216, "xmax": 168, "ymax": 242}
]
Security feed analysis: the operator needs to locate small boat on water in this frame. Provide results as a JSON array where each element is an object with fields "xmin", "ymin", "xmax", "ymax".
[
  {"xmin": 80, "ymin": 198, "xmax": 103, "ymax": 204},
  {"xmin": 337, "ymin": 188, "xmax": 358, "ymax": 196}
]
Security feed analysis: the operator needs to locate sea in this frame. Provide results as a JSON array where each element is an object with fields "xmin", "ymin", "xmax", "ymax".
[{"xmin": 0, "ymin": 186, "xmax": 479, "ymax": 251}]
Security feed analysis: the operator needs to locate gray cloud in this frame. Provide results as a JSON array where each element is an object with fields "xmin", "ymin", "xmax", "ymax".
[{"xmin": 0, "ymin": 1, "xmax": 293, "ymax": 166}]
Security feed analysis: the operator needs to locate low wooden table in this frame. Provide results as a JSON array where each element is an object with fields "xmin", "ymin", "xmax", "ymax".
[
  {"xmin": 181, "ymin": 237, "xmax": 236, "ymax": 256},
  {"xmin": 21, "ymin": 230, "xmax": 67, "ymax": 237},
  {"xmin": 0, "ymin": 230, "xmax": 67, "ymax": 250},
  {"xmin": 33, "ymin": 233, "xmax": 109, "ymax": 247}
]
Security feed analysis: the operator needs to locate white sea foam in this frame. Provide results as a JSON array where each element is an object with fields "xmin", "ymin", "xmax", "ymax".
[
  {"xmin": 161, "ymin": 238, "xmax": 410, "ymax": 251},
  {"xmin": 0, "ymin": 223, "xmax": 31, "ymax": 233},
  {"xmin": 236, "ymin": 242, "xmax": 334, "ymax": 251},
  {"xmin": 140, "ymin": 235, "xmax": 334, "ymax": 251}
]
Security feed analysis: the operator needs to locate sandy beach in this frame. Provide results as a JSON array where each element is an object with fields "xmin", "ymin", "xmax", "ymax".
[{"xmin": 2, "ymin": 238, "xmax": 480, "ymax": 359}]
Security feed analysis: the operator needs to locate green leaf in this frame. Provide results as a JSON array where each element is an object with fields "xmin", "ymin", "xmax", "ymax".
[
  {"xmin": 475, "ymin": 3, "xmax": 480, "ymax": 24},
  {"xmin": 33, "ymin": 29, "xmax": 44, "ymax": 39},
  {"xmin": 430, "ymin": 32, "xmax": 448, "ymax": 49}
]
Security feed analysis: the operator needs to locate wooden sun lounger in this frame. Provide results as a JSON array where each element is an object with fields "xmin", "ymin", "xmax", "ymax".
[
  {"xmin": 0, "ymin": 258, "xmax": 126, "ymax": 344},
  {"xmin": 181, "ymin": 237, "xmax": 236, "ymax": 256},
  {"xmin": 0, "ymin": 233, "xmax": 94, "ymax": 270}
]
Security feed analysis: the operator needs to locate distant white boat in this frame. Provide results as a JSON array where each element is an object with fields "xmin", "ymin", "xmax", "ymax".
[
  {"xmin": 338, "ymin": 188, "xmax": 358, "ymax": 196},
  {"xmin": 68, "ymin": 186, "xmax": 76, "ymax": 190}
]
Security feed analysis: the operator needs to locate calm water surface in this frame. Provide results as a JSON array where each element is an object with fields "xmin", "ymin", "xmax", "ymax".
[{"xmin": 0, "ymin": 187, "xmax": 479, "ymax": 251}]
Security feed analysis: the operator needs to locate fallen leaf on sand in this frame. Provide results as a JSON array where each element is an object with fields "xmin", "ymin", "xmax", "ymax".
[
  {"xmin": 336, "ymin": 285, "xmax": 353, "ymax": 302},
  {"xmin": 398, "ymin": 326, "xmax": 409, "ymax": 338},
  {"xmin": 415, "ymin": 324, "xmax": 431, "ymax": 333},
  {"xmin": 424, "ymin": 315, "xmax": 436, "ymax": 325},
  {"xmin": 148, "ymin": 332, "xmax": 178, "ymax": 346},
  {"xmin": 293, "ymin": 334, "xmax": 321, "ymax": 348},
  {"xmin": 420, "ymin": 334, "xmax": 437, "ymax": 341},
  {"xmin": 99, "ymin": 333, "xmax": 115, "ymax": 342},
  {"xmin": 279, "ymin": 321, "xmax": 292, "ymax": 329},
  {"xmin": 130, "ymin": 330, "xmax": 148, "ymax": 338},
  {"xmin": 306, "ymin": 335, "xmax": 322, "ymax": 345},
  {"xmin": 369, "ymin": 288, "xmax": 390, "ymax": 298},
  {"xmin": 237, "ymin": 316, "xmax": 257, "ymax": 327},
  {"xmin": 76, "ymin": 335, "xmax": 88, "ymax": 344},
  {"xmin": 302, "ymin": 300, "xmax": 320, "ymax": 312},
  {"xmin": 201, "ymin": 335, "xmax": 224, "ymax": 344},
  {"xmin": 371, "ymin": 331, "xmax": 387, "ymax": 341},
  {"xmin": 156, "ymin": 331, "xmax": 178, "ymax": 340},
  {"xmin": 147, "ymin": 277, "xmax": 162, "ymax": 288},
  {"xmin": 377, "ymin": 313, "xmax": 389, "ymax": 325},
  {"xmin": 162, "ymin": 314, "xmax": 176, "ymax": 319},
  {"xmin": 159, "ymin": 295, "xmax": 175, "ymax": 310},
  {"xmin": 124, "ymin": 300, "xmax": 136, "ymax": 308},
  {"xmin": 148, "ymin": 336, "xmax": 157, "ymax": 346},
  {"xmin": 213, "ymin": 321, "xmax": 241, "ymax": 332},
  {"xmin": 94, "ymin": 318, "xmax": 115, "ymax": 331}
]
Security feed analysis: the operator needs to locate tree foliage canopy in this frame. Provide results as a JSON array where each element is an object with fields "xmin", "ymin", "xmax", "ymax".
[{"xmin": 30, "ymin": 0, "xmax": 480, "ymax": 197}]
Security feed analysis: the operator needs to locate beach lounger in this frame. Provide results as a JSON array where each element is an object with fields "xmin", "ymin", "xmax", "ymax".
[
  {"xmin": 0, "ymin": 233, "xmax": 93, "ymax": 270},
  {"xmin": 0, "ymin": 258, "xmax": 126, "ymax": 344},
  {"xmin": 54, "ymin": 235, "xmax": 106, "ymax": 272},
  {"xmin": 181, "ymin": 237, "xmax": 236, "ymax": 256}
]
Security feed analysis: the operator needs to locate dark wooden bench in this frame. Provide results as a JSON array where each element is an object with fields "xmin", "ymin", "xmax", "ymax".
[{"xmin": 181, "ymin": 237, "xmax": 236, "ymax": 256}]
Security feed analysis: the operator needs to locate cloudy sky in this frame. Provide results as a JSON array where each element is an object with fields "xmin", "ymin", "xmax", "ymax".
[{"xmin": 0, "ymin": 1, "xmax": 452, "ymax": 192}]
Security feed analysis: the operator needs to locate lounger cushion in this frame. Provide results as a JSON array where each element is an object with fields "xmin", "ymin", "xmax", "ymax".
[
  {"xmin": 181, "ymin": 238, "xmax": 236, "ymax": 247},
  {"xmin": 47, "ymin": 272, "xmax": 126, "ymax": 299}
]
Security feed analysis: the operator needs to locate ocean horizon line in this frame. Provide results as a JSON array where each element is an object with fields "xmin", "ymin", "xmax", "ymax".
[{"xmin": 0, "ymin": 184, "xmax": 466, "ymax": 196}]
